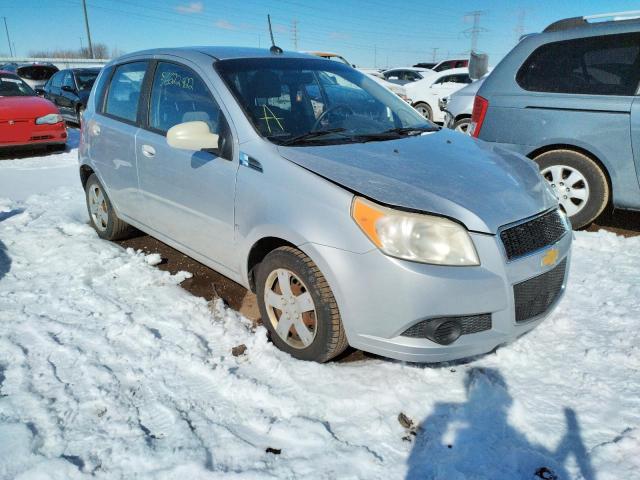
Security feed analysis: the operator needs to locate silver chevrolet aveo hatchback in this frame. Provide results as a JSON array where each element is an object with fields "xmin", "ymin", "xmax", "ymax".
[{"xmin": 79, "ymin": 47, "xmax": 572, "ymax": 363}]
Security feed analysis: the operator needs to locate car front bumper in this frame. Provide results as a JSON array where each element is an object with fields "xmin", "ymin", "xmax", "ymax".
[
  {"xmin": 304, "ymin": 223, "xmax": 572, "ymax": 363},
  {"xmin": 0, "ymin": 120, "xmax": 67, "ymax": 149}
]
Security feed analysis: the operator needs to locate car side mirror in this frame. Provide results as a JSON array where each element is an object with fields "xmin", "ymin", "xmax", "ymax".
[
  {"xmin": 61, "ymin": 85, "xmax": 76, "ymax": 93},
  {"xmin": 167, "ymin": 121, "xmax": 220, "ymax": 153}
]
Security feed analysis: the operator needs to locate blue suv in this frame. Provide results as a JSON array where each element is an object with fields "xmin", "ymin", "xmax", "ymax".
[{"xmin": 472, "ymin": 13, "xmax": 640, "ymax": 228}]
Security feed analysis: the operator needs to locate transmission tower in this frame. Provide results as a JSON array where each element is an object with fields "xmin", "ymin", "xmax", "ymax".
[
  {"xmin": 291, "ymin": 19, "xmax": 299, "ymax": 50},
  {"xmin": 463, "ymin": 10, "xmax": 487, "ymax": 53}
]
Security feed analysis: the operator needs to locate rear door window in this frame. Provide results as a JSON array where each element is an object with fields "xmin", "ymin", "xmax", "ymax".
[
  {"xmin": 62, "ymin": 71, "xmax": 75, "ymax": 90},
  {"xmin": 104, "ymin": 61, "xmax": 148, "ymax": 123},
  {"xmin": 517, "ymin": 32, "xmax": 640, "ymax": 95}
]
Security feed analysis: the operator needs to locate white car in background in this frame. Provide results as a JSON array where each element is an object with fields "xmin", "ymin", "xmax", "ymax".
[
  {"xmin": 385, "ymin": 67, "xmax": 472, "ymax": 122},
  {"xmin": 303, "ymin": 51, "xmax": 409, "ymax": 102},
  {"xmin": 382, "ymin": 67, "xmax": 433, "ymax": 85}
]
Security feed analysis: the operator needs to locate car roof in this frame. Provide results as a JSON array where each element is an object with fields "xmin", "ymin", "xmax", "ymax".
[
  {"xmin": 116, "ymin": 46, "xmax": 314, "ymax": 63},
  {"xmin": 0, "ymin": 70, "xmax": 18, "ymax": 75}
]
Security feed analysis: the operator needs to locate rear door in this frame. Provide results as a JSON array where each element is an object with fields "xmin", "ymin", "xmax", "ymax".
[
  {"xmin": 89, "ymin": 61, "xmax": 149, "ymax": 222},
  {"xmin": 135, "ymin": 60, "xmax": 238, "ymax": 271},
  {"xmin": 58, "ymin": 71, "xmax": 77, "ymax": 119},
  {"xmin": 45, "ymin": 71, "xmax": 63, "ymax": 106}
]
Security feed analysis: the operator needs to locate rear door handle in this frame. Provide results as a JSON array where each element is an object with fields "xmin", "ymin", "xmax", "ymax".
[{"xmin": 141, "ymin": 144, "xmax": 156, "ymax": 158}]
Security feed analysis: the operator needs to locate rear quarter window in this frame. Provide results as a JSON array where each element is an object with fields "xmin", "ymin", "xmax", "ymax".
[{"xmin": 517, "ymin": 32, "xmax": 640, "ymax": 95}]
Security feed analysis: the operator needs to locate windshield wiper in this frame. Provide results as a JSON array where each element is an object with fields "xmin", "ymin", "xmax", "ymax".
[
  {"xmin": 279, "ymin": 128, "xmax": 347, "ymax": 146},
  {"xmin": 353, "ymin": 126, "xmax": 440, "ymax": 143},
  {"xmin": 382, "ymin": 126, "xmax": 440, "ymax": 135}
]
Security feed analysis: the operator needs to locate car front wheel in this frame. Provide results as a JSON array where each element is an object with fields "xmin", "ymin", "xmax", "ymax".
[
  {"xmin": 534, "ymin": 150, "xmax": 609, "ymax": 229},
  {"xmin": 256, "ymin": 246, "xmax": 348, "ymax": 362}
]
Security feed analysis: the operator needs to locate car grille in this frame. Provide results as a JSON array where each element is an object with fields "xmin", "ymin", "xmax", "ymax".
[
  {"xmin": 514, "ymin": 259, "xmax": 567, "ymax": 323},
  {"xmin": 402, "ymin": 314, "xmax": 492, "ymax": 338},
  {"xmin": 500, "ymin": 209, "xmax": 567, "ymax": 260}
]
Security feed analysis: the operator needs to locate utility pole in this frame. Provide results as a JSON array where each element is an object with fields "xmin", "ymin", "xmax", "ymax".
[
  {"xmin": 514, "ymin": 9, "xmax": 526, "ymax": 42},
  {"xmin": 463, "ymin": 10, "xmax": 487, "ymax": 53},
  {"xmin": 431, "ymin": 47, "xmax": 439, "ymax": 62},
  {"xmin": 374, "ymin": 45, "xmax": 377, "ymax": 68},
  {"xmin": 291, "ymin": 19, "xmax": 299, "ymax": 50},
  {"xmin": 81, "ymin": 0, "xmax": 94, "ymax": 59},
  {"xmin": 2, "ymin": 17, "xmax": 13, "ymax": 57}
]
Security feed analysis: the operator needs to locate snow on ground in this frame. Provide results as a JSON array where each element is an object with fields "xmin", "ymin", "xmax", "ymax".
[{"xmin": 0, "ymin": 141, "xmax": 639, "ymax": 479}]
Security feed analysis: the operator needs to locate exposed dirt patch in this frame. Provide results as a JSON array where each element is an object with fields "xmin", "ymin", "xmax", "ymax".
[{"xmin": 588, "ymin": 209, "xmax": 640, "ymax": 237}]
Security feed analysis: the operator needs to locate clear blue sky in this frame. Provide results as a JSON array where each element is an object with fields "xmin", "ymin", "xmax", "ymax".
[{"xmin": 2, "ymin": 0, "xmax": 640, "ymax": 67}]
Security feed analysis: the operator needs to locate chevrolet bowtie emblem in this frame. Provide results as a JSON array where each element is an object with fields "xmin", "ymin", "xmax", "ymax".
[{"xmin": 541, "ymin": 248, "xmax": 559, "ymax": 267}]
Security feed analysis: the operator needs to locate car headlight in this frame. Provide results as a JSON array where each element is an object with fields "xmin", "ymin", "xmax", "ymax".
[
  {"xmin": 35, "ymin": 113, "xmax": 63, "ymax": 125},
  {"xmin": 351, "ymin": 196, "xmax": 480, "ymax": 266}
]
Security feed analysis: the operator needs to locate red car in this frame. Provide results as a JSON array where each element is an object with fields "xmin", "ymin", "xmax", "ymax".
[{"xmin": 0, "ymin": 70, "xmax": 67, "ymax": 151}]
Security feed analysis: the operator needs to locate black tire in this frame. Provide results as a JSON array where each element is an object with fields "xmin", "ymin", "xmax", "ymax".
[
  {"xmin": 453, "ymin": 117, "xmax": 471, "ymax": 134},
  {"xmin": 256, "ymin": 246, "xmax": 348, "ymax": 362},
  {"xmin": 84, "ymin": 174, "xmax": 135, "ymax": 240},
  {"xmin": 413, "ymin": 102, "xmax": 433, "ymax": 121},
  {"xmin": 47, "ymin": 143, "xmax": 66, "ymax": 152},
  {"xmin": 534, "ymin": 149, "xmax": 609, "ymax": 229}
]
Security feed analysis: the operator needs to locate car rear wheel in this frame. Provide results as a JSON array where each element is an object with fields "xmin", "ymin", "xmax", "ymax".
[
  {"xmin": 85, "ymin": 174, "xmax": 135, "ymax": 240},
  {"xmin": 534, "ymin": 150, "xmax": 609, "ymax": 229},
  {"xmin": 413, "ymin": 102, "xmax": 433, "ymax": 121},
  {"xmin": 453, "ymin": 117, "xmax": 471, "ymax": 134},
  {"xmin": 256, "ymin": 246, "xmax": 348, "ymax": 362}
]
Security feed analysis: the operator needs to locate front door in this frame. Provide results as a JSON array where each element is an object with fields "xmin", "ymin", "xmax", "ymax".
[{"xmin": 135, "ymin": 60, "xmax": 238, "ymax": 272}]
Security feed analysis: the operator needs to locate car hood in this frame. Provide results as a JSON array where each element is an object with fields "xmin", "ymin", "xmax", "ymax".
[
  {"xmin": 0, "ymin": 95, "xmax": 58, "ymax": 120},
  {"xmin": 278, "ymin": 129, "xmax": 557, "ymax": 233}
]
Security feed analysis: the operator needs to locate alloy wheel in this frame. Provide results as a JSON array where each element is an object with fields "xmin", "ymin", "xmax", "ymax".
[
  {"xmin": 88, "ymin": 184, "xmax": 109, "ymax": 231},
  {"xmin": 263, "ymin": 268, "xmax": 317, "ymax": 349},
  {"xmin": 541, "ymin": 164, "xmax": 590, "ymax": 217}
]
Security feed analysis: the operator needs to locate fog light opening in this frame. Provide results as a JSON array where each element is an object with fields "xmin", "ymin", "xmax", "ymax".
[{"xmin": 427, "ymin": 319, "xmax": 462, "ymax": 345}]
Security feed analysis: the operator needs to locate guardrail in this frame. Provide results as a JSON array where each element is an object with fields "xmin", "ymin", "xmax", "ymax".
[{"xmin": 0, "ymin": 57, "xmax": 109, "ymax": 69}]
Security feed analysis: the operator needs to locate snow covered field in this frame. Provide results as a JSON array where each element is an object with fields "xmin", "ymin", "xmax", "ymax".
[{"xmin": 0, "ymin": 137, "xmax": 639, "ymax": 479}]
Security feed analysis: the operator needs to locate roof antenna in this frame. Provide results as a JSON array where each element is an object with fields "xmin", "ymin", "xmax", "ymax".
[{"xmin": 267, "ymin": 14, "xmax": 283, "ymax": 54}]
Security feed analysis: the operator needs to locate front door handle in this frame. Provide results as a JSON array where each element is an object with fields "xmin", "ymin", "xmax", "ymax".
[{"xmin": 141, "ymin": 144, "xmax": 156, "ymax": 158}]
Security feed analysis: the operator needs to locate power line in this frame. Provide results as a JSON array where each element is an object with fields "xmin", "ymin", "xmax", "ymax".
[
  {"xmin": 2, "ymin": 17, "xmax": 13, "ymax": 57},
  {"xmin": 81, "ymin": 0, "xmax": 94, "ymax": 58}
]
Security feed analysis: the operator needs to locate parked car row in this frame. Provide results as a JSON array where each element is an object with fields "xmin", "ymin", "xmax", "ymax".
[{"xmin": 0, "ymin": 63, "xmax": 101, "ymax": 151}]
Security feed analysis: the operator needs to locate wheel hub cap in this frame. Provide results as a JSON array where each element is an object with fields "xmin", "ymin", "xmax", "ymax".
[
  {"xmin": 88, "ymin": 185, "xmax": 109, "ymax": 231},
  {"xmin": 264, "ymin": 268, "xmax": 317, "ymax": 349},
  {"xmin": 540, "ymin": 164, "xmax": 590, "ymax": 217}
]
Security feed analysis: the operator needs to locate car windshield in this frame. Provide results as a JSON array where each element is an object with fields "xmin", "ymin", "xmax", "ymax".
[
  {"xmin": 75, "ymin": 70, "xmax": 99, "ymax": 90},
  {"xmin": 0, "ymin": 74, "xmax": 36, "ymax": 96},
  {"xmin": 216, "ymin": 57, "xmax": 435, "ymax": 146}
]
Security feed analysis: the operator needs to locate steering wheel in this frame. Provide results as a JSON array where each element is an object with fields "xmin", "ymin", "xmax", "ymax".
[{"xmin": 312, "ymin": 104, "xmax": 355, "ymax": 131}]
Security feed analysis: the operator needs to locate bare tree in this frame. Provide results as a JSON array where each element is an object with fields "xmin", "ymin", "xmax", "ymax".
[{"xmin": 28, "ymin": 43, "xmax": 120, "ymax": 59}]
